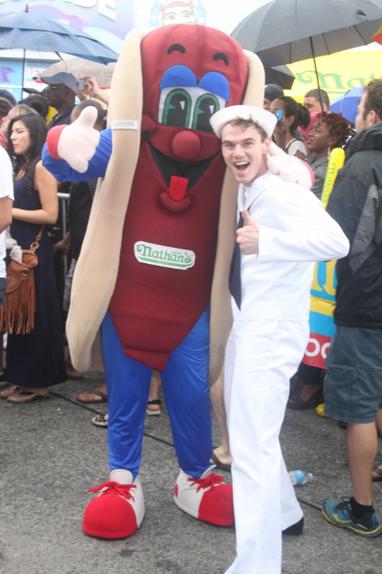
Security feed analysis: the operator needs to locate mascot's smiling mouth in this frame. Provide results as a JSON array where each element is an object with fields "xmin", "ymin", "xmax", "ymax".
[
  {"xmin": 151, "ymin": 144, "xmax": 214, "ymax": 187},
  {"xmin": 151, "ymin": 144, "xmax": 218, "ymax": 213}
]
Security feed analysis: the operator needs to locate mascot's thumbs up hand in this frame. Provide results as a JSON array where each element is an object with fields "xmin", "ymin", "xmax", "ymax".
[
  {"xmin": 267, "ymin": 142, "xmax": 314, "ymax": 190},
  {"xmin": 46, "ymin": 106, "xmax": 100, "ymax": 174}
]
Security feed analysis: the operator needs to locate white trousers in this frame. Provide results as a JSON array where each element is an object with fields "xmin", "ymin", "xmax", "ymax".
[{"xmin": 224, "ymin": 319, "xmax": 309, "ymax": 574}]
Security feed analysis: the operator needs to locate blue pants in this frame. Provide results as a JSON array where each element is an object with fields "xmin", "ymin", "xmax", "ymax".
[{"xmin": 101, "ymin": 310, "xmax": 212, "ymax": 479}]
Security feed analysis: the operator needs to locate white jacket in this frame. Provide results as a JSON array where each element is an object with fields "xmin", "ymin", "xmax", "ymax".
[{"xmin": 235, "ymin": 172, "xmax": 349, "ymax": 322}]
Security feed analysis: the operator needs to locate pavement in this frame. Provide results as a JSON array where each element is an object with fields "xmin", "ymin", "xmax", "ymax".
[{"xmin": 0, "ymin": 372, "xmax": 381, "ymax": 574}]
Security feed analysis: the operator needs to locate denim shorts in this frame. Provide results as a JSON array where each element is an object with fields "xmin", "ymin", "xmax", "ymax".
[{"xmin": 324, "ymin": 326, "xmax": 382, "ymax": 423}]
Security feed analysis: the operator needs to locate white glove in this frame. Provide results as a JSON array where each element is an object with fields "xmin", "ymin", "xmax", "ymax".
[
  {"xmin": 56, "ymin": 106, "xmax": 100, "ymax": 173},
  {"xmin": 267, "ymin": 142, "xmax": 314, "ymax": 189}
]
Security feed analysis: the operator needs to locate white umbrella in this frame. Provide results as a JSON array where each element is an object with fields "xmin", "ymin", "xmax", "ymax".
[{"xmin": 41, "ymin": 57, "xmax": 116, "ymax": 88}]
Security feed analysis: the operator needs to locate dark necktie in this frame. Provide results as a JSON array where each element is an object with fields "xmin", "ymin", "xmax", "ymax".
[{"xmin": 229, "ymin": 213, "xmax": 244, "ymax": 310}]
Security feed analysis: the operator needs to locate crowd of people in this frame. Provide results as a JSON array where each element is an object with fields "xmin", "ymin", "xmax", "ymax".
[
  {"xmin": 0, "ymin": 74, "xmax": 162, "ymax": 413},
  {"xmin": 0, "ymin": 57, "xmax": 381, "ymax": 573}
]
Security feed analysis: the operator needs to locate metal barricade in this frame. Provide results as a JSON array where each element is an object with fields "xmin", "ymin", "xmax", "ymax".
[{"xmin": 57, "ymin": 191, "xmax": 70, "ymax": 275}]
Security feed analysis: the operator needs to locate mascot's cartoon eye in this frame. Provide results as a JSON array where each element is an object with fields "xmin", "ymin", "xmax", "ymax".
[
  {"xmin": 192, "ymin": 94, "xmax": 221, "ymax": 132},
  {"xmin": 199, "ymin": 72, "xmax": 229, "ymax": 102},
  {"xmin": 167, "ymin": 44, "xmax": 186, "ymax": 54},
  {"xmin": 212, "ymin": 52, "xmax": 229, "ymax": 66},
  {"xmin": 160, "ymin": 65, "xmax": 197, "ymax": 90},
  {"xmin": 159, "ymin": 68, "xmax": 227, "ymax": 130},
  {"xmin": 162, "ymin": 89, "xmax": 192, "ymax": 128}
]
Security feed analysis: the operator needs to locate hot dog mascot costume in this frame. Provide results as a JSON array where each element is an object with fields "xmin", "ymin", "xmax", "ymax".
[{"xmin": 43, "ymin": 24, "xmax": 264, "ymax": 539}]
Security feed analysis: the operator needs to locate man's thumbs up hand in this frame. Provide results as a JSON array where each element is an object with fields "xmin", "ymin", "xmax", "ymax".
[
  {"xmin": 236, "ymin": 209, "xmax": 260, "ymax": 254},
  {"xmin": 48, "ymin": 106, "xmax": 101, "ymax": 173}
]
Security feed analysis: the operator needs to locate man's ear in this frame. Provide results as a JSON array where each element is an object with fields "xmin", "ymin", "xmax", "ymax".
[
  {"xmin": 368, "ymin": 109, "xmax": 380, "ymax": 126},
  {"xmin": 263, "ymin": 136, "xmax": 272, "ymax": 154}
]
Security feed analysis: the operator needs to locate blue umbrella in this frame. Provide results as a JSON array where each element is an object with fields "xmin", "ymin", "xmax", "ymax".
[
  {"xmin": 0, "ymin": 6, "xmax": 118, "ymax": 88},
  {"xmin": 330, "ymin": 86, "xmax": 363, "ymax": 124}
]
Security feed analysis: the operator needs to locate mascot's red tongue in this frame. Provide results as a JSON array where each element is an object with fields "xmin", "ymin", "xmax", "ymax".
[{"xmin": 169, "ymin": 176, "xmax": 188, "ymax": 201}]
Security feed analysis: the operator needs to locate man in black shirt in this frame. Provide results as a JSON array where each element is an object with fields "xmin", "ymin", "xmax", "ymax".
[
  {"xmin": 322, "ymin": 80, "xmax": 382, "ymax": 539},
  {"xmin": 41, "ymin": 72, "xmax": 78, "ymax": 128}
]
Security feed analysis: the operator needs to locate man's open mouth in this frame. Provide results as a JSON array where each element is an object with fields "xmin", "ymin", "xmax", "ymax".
[{"xmin": 234, "ymin": 161, "xmax": 249, "ymax": 171}]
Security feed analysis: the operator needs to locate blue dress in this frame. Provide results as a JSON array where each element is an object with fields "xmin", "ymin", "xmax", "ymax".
[{"xmin": 5, "ymin": 174, "xmax": 66, "ymax": 389}]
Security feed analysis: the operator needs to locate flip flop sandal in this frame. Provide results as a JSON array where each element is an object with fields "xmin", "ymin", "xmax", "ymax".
[
  {"xmin": 76, "ymin": 389, "xmax": 107, "ymax": 404},
  {"xmin": 7, "ymin": 389, "xmax": 49, "ymax": 403},
  {"xmin": 91, "ymin": 413, "xmax": 108, "ymax": 428},
  {"xmin": 211, "ymin": 451, "xmax": 232, "ymax": 472},
  {"xmin": 372, "ymin": 465, "xmax": 382, "ymax": 482},
  {"xmin": 0, "ymin": 385, "xmax": 20, "ymax": 399},
  {"xmin": 146, "ymin": 399, "xmax": 161, "ymax": 416}
]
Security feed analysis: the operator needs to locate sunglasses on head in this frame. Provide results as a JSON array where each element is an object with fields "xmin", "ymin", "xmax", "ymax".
[{"xmin": 272, "ymin": 109, "xmax": 284, "ymax": 123}]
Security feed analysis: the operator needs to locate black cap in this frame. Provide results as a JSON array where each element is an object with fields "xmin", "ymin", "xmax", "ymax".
[
  {"xmin": 40, "ymin": 72, "xmax": 78, "ymax": 92},
  {"xmin": 0, "ymin": 89, "xmax": 17, "ymax": 106},
  {"xmin": 264, "ymin": 83, "xmax": 284, "ymax": 102}
]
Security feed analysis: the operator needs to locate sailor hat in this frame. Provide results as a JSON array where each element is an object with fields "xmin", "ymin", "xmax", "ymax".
[{"xmin": 210, "ymin": 105, "xmax": 277, "ymax": 138}]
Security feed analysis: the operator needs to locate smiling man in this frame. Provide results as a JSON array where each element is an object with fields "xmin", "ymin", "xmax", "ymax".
[{"xmin": 210, "ymin": 105, "xmax": 350, "ymax": 574}]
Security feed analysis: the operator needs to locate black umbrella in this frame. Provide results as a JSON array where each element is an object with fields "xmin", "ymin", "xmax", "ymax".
[
  {"xmin": 265, "ymin": 65, "xmax": 295, "ymax": 89},
  {"xmin": 0, "ymin": 5, "xmax": 118, "ymax": 88},
  {"xmin": 232, "ymin": 0, "xmax": 382, "ymax": 104}
]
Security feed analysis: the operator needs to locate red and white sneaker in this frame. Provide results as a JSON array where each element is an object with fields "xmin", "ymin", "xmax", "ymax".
[
  {"xmin": 174, "ymin": 468, "xmax": 234, "ymax": 526},
  {"xmin": 83, "ymin": 474, "xmax": 145, "ymax": 539}
]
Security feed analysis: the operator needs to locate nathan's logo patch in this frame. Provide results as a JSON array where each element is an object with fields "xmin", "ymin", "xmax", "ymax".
[{"xmin": 134, "ymin": 241, "xmax": 195, "ymax": 270}]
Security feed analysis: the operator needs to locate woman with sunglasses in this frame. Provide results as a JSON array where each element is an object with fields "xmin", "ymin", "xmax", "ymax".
[{"xmin": 270, "ymin": 96, "xmax": 310, "ymax": 160}]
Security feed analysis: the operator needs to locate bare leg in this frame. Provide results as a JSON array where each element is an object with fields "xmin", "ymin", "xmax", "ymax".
[
  {"xmin": 347, "ymin": 422, "xmax": 377, "ymax": 505},
  {"xmin": 66, "ymin": 351, "xmax": 84, "ymax": 380},
  {"xmin": 148, "ymin": 371, "xmax": 161, "ymax": 401},
  {"xmin": 147, "ymin": 371, "xmax": 161, "ymax": 414},
  {"xmin": 0, "ymin": 332, "xmax": 3, "ymax": 373},
  {"xmin": 376, "ymin": 408, "xmax": 382, "ymax": 436},
  {"xmin": 372, "ymin": 409, "xmax": 382, "ymax": 479},
  {"xmin": 210, "ymin": 373, "xmax": 232, "ymax": 466}
]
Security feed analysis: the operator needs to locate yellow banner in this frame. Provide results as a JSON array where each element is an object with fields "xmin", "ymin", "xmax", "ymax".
[
  {"xmin": 310, "ymin": 296, "xmax": 335, "ymax": 318},
  {"xmin": 285, "ymin": 49, "xmax": 382, "ymax": 102}
]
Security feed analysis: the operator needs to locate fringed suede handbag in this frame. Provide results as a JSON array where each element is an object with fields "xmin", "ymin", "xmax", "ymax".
[{"xmin": 0, "ymin": 226, "xmax": 44, "ymax": 335}]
